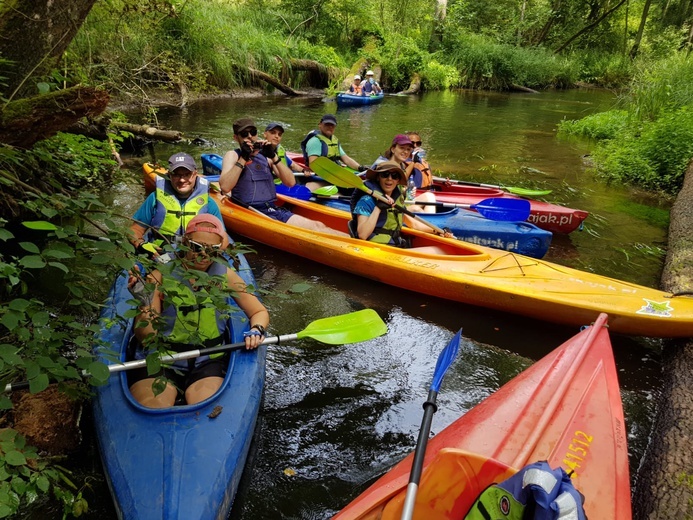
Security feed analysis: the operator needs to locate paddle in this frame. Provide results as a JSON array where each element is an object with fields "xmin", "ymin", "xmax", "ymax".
[
  {"xmin": 401, "ymin": 329, "xmax": 462, "ymax": 520},
  {"xmin": 274, "ymin": 183, "xmax": 313, "ymax": 200},
  {"xmin": 432, "ymin": 175, "xmax": 552, "ymax": 197},
  {"xmin": 312, "ymin": 185, "xmax": 339, "ymax": 196},
  {"xmin": 310, "ymin": 157, "xmax": 449, "ymax": 236},
  {"xmin": 314, "ymin": 193, "xmax": 531, "ymax": 222},
  {"xmin": 4, "ymin": 310, "xmax": 388, "ymax": 392}
]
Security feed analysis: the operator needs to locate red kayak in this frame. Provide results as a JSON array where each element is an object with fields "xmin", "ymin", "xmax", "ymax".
[
  {"xmin": 286, "ymin": 153, "xmax": 588, "ymax": 235},
  {"xmin": 333, "ymin": 313, "xmax": 631, "ymax": 520}
]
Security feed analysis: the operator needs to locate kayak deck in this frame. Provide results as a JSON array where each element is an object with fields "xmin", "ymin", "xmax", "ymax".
[{"xmin": 334, "ymin": 313, "xmax": 631, "ymax": 520}]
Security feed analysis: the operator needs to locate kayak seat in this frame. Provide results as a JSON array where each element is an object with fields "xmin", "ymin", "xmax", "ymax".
[{"xmin": 347, "ymin": 219, "xmax": 358, "ymax": 238}]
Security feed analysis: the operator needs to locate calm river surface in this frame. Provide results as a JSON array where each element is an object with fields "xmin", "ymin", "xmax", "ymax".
[{"xmin": 71, "ymin": 89, "xmax": 667, "ymax": 519}]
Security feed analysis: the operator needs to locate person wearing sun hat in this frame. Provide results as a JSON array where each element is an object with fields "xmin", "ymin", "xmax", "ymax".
[
  {"xmin": 362, "ymin": 70, "xmax": 382, "ymax": 95},
  {"xmin": 129, "ymin": 152, "xmax": 222, "ymax": 259},
  {"xmin": 127, "ymin": 213, "xmax": 270, "ymax": 408},
  {"xmin": 349, "ymin": 161, "xmax": 453, "ymax": 248}
]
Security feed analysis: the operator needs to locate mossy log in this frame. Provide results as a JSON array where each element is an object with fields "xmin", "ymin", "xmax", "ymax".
[
  {"xmin": 248, "ymin": 67, "xmax": 306, "ymax": 96},
  {"xmin": 398, "ymin": 74, "xmax": 422, "ymax": 95},
  {"xmin": 632, "ymin": 158, "xmax": 693, "ymax": 520},
  {"xmin": 0, "ymin": 86, "xmax": 109, "ymax": 148}
]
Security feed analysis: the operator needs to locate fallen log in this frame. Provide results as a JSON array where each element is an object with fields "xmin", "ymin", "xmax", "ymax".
[
  {"xmin": 398, "ymin": 73, "xmax": 422, "ymax": 95},
  {"xmin": 510, "ymin": 83, "xmax": 539, "ymax": 93},
  {"xmin": 248, "ymin": 67, "xmax": 306, "ymax": 96},
  {"xmin": 110, "ymin": 121, "xmax": 183, "ymax": 142},
  {"xmin": 0, "ymin": 86, "xmax": 109, "ymax": 148}
]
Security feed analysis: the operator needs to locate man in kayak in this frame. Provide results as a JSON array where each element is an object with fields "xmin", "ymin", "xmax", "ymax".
[
  {"xmin": 263, "ymin": 122, "xmax": 307, "ymax": 175},
  {"xmin": 350, "ymin": 161, "xmax": 453, "ymax": 250},
  {"xmin": 347, "ymin": 74, "xmax": 364, "ymax": 95},
  {"xmin": 127, "ymin": 214, "xmax": 269, "ymax": 408},
  {"xmin": 220, "ymin": 117, "xmax": 346, "ymax": 235},
  {"xmin": 129, "ymin": 152, "xmax": 222, "ymax": 259},
  {"xmin": 362, "ymin": 70, "xmax": 382, "ymax": 95}
]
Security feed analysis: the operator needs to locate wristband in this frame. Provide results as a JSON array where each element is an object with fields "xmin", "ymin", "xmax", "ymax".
[
  {"xmin": 250, "ymin": 324, "xmax": 266, "ymax": 335},
  {"xmin": 243, "ymin": 330, "xmax": 262, "ymax": 338},
  {"xmin": 272, "ymin": 158, "xmax": 281, "ymax": 165},
  {"xmin": 235, "ymin": 161, "xmax": 245, "ymax": 169}
]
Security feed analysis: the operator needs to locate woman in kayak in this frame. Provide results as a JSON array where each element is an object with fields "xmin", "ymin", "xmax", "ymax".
[
  {"xmin": 350, "ymin": 161, "xmax": 453, "ymax": 252},
  {"xmin": 372, "ymin": 134, "xmax": 437, "ymax": 213},
  {"xmin": 127, "ymin": 214, "xmax": 270, "ymax": 408}
]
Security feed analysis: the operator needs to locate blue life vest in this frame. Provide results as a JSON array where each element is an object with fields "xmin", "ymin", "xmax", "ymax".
[
  {"xmin": 150, "ymin": 176, "xmax": 211, "ymax": 240},
  {"xmin": 231, "ymin": 150, "xmax": 276, "ymax": 205},
  {"xmin": 350, "ymin": 180, "xmax": 405, "ymax": 245},
  {"xmin": 465, "ymin": 461, "xmax": 587, "ymax": 520}
]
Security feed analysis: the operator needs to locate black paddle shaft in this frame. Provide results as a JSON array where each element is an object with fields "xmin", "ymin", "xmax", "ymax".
[{"xmin": 408, "ymin": 389, "xmax": 439, "ymax": 485}]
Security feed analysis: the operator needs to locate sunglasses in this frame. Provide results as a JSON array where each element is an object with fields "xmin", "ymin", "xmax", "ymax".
[
  {"xmin": 239, "ymin": 128, "xmax": 258, "ymax": 138},
  {"xmin": 170, "ymin": 170, "xmax": 194, "ymax": 180},
  {"xmin": 379, "ymin": 171, "xmax": 402, "ymax": 180},
  {"xmin": 411, "ymin": 140, "xmax": 422, "ymax": 147},
  {"xmin": 187, "ymin": 239, "xmax": 223, "ymax": 256}
]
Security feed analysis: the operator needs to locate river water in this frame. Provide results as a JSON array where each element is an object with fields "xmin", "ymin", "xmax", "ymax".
[{"xmin": 72, "ymin": 89, "xmax": 667, "ymax": 519}]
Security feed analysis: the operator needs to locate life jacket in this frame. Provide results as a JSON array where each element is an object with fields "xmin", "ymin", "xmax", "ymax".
[
  {"xmin": 156, "ymin": 261, "xmax": 229, "ymax": 367},
  {"xmin": 349, "ymin": 83, "xmax": 363, "ymax": 95},
  {"xmin": 350, "ymin": 180, "xmax": 404, "ymax": 245},
  {"xmin": 362, "ymin": 81, "xmax": 373, "ymax": 94},
  {"xmin": 301, "ymin": 130, "xmax": 342, "ymax": 165},
  {"xmin": 231, "ymin": 150, "xmax": 276, "ymax": 205},
  {"xmin": 465, "ymin": 461, "xmax": 587, "ymax": 520},
  {"xmin": 149, "ymin": 176, "xmax": 210, "ymax": 244},
  {"xmin": 407, "ymin": 158, "xmax": 433, "ymax": 188},
  {"xmin": 277, "ymin": 144, "xmax": 288, "ymax": 166}
]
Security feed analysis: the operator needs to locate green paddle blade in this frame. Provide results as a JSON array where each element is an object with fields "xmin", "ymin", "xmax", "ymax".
[
  {"xmin": 312, "ymin": 184, "xmax": 339, "ymax": 196},
  {"xmin": 311, "ymin": 157, "xmax": 365, "ymax": 190},
  {"xmin": 506, "ymin": 187, "xmax": 553, "ymax": 197},
  {"xmin": 297, "ymin": 309, "xmax": 388, "ymax": 344}
]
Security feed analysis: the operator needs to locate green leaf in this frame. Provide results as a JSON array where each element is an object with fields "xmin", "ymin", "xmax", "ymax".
[
  {"xmin": 37, "ymin": 82, "xmax": 50, "ymax": 95},
  {"xmin": 31, "ymin": 311, "xmax": 50, "ymax": 327},
  {"xmin": 289, "ymin": 282, "xmax": 312, "ymax": 294},
  {"xmin": 0, "ymin": 229, "xmax": 14, "ymax": 242},
  {"xmin": 0, "ymin": 345, "xmax": 22, "ymax": 365},
  {"xmin": 18, "ymin": 242, "xmax": 39, "ymax": 254},
  {"xmin": 35, "ymin": 475, "xmax": 49, "ymax": 493},
  {"xmin": 43, "ymin": 249, "xmax": 73, "ymax": 259},
  {"xmin": 0, "ymin": 396, "xmax": 13, "ymax": 411},
  {"xmin": 18, "ymin": 256, "xmax": 46, "ymax": 269},
  {"xmin": 21, "ymin": 221, "xmax": 58, "ymax": 231},
  {"xmin": 3, "ymin": 451, "xmax": 26, "ymax": 466},
  {"xmin": 0, "ymin": 430, "xmax": 16, "ymax": 442},
  {"xmin": 10, "ymin": 477, "xmax": 25, "ymax": 495},
  {"xmin": 0, "ymin": 312, "xmax": 21, "ymax": 332},
  {"xmin": 29, "ymin": 374, "xmax": 49, "ymax": 394},
  {"xmin": 8, "ymin": 299, "xmax": 30, "ymax": 312},
  {"xmin": 48, "ymin": 261, "xmax": 69, "ymax": 273},
  {"xmin": 86, "ymin": 361, "xmax": 109, "ymax": 382}
]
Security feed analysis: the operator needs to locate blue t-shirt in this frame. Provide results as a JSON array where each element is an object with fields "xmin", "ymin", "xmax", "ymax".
[
  {"xmin": 305, "ymin": 136, "xmax": 346, "ymax": 158},
  {"xmin": 132, "ymin": 191, "xmax": 222, "ymax": 226},
  {"xmin": 353, "ymin": 195, "xmax": 377, "ymax": 217}
]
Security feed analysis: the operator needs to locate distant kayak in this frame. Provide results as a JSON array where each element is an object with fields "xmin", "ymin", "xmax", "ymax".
[{"xmin": 337, "ymin": 92, "xmax": 384, "ymax": 107}]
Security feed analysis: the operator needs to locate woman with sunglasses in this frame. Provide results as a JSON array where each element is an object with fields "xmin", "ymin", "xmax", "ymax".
[
  {"xmin": 127, "ymin": 214, "xmax": 270, "ymax": 408},
  {"xmin": 351, "ymin": 161, "xmax": 453, "ymax": 251},
  {"xmin": 372, "ymin": 134, "xmax": 437, "ymax": 214}
]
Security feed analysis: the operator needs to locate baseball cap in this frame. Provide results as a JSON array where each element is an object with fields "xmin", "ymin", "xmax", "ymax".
[
  {"xmin": 232, "ymin": 117, "xmax": 256, "ymax": 135},
  {"xmin": 168, "ymin": 152, "xmax": 197, "ymax": 172},
  {"xmin": 184, "ymin": 214, "xmax": 229, "ymax": 249},
  {"xmin": 320, "ymin": 114, "xmax": 337, "ymax": 125},
  {"xmin": 265, "ymin": 122, "xmax": 284, "ymax": 132},
  {"xmin": 354, "ymin": 74, "xmax": 361, "ymax": 80},
  {"xmin": 391, "ymin": 134, "xmax": 414, "ymax": 147},
  {"xmin": 366, "ymin": 70, "xmax": 374, "ymax": 76}
]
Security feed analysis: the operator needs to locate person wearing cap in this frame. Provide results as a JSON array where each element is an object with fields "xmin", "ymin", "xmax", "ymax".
[
  {"xmin": 220, "ymin": 117, "xmax": 346, "ymax": 235},
  {"xmin": 263, "ymin": 122, "xmax": 306, "ymax": 175},
  {"xmin": 127, "ymin": 214, "xmax": 270, "ymax": 408},
  {"xmin": 372, "ymin": 134, "xmax": 437, "ymax": 214},
  {"xmin": 130, "ymin": 152, "xmax": 222, "ymax": 258},
  {"xmin": 347, "ymin": 74, "xmax": 364, "ymax": 95},
  {"xmin": 361, "ymin": 70, "xmax": 382, "ymax": 95},
  {"xmin": 350, "ymin": 161, "xmax": 453, "ymax": 249},
  {"xmin": 304, "ymin": 114, "xmax": 365, "ymax": 173}
]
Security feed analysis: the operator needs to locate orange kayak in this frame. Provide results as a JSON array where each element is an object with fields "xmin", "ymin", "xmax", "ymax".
[
  {"xmin": 334, "ymin": 313, "xmax": 631, "ymax": 520},
  {"xmin": 142, "ymin": 163, "xmax": 693, "ymax": 337}
]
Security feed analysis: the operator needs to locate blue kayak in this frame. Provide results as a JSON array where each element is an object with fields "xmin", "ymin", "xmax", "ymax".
[
  {"xmin": 92, "ymin": 252, "xmax": 265, "ymax": 519},
  {"xmin": 199, "ymin": 153, "xmax": 551, "ymax": 258},
  {"xmin": 336, "ymin": 92, "xmax": 384, "ymax": 107}
]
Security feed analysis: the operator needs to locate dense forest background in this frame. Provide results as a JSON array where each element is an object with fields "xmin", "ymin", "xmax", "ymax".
[{"xmin": 2, "ymin": 0, "xmax": 693, "ymax": 516}]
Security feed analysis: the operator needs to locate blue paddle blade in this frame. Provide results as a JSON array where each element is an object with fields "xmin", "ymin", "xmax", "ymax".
[
  {"xmin": 430, "ymin": 328, "xmax": 462, "ymax": 393},
  {"xmin": 471, "ymin": 197, "xmax": 531, "ymax": 222},
  {"xmin": 275, "ymin": 183, "xmax": 313, "ymax": 200}
]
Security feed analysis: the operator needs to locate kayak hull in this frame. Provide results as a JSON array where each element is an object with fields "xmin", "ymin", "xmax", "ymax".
[
  {"xmin": 142, "ymin": 163, "xmax": 693, "ymax": 337},
  {"xmin": 199, "ymin": 154, "xmax": 553, "ymax": 259},
  {"xmin": 336, "ymin": 93, "xmax": 384, "ymax": 107},
  {"xmin": 334, "ymin": 313, "xmax": 631, "ymax": 520},
  {"xmin": 92, "ymin": 254, "xmax": 264, "ymax": 520}
]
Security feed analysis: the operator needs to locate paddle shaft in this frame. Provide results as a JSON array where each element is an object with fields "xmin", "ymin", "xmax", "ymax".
[
  {"xmin": 366, "ymin": 189, "xmax": 447, "ymax": 235},
  {"xmin": 431, "ymin": 175, "xmax": 551, "ymax": 196},
  {"xmin": 1, "ymin": 334, "xmax": 299, "ymax": 393},
  {"xmin": 401, "ymin": 389, "xmax": 439, "ymax": 520}
]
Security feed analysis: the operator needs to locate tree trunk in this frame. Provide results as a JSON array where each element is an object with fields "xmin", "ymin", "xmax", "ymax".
[
  {"xmin": 553, "ymin": 0, "xmax": 628, "ymax": 53},
  {"xmin": 0, "ymin": 86, "xmax": 109, "ymax": 149},
  {"xmin": 630, "ymin": 0, "xmax": 653, "ymax": 59},
  {"xmin": 0, "ymin": 0, "xmax": 98, "ymax": 101},
  {"xmin": 247, "ymin": 67, "xmax": 307, "ymax": 96},
  {"xmin": 398, "ymin": 74, "xmax": 421, "ymax": 95},
  {"xmin": 533, "ymin": 0, "xmax": 561, "ymax": 45},
  {"xmin": 430, "ymin": 0, "xmax": 447, "ymax": 49}
]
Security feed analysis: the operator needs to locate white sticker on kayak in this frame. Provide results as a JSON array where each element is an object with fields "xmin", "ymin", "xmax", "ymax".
[{"xmin": 636, "ymin": 299, "xmax": 673, "ymax": 317}]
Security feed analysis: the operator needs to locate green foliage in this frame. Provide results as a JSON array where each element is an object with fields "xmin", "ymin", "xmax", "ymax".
[
  {"xmin": 570, "ymin": 52, "xmax": 634, "ymax": 88},
  {"xmin": 558, "ymin": 110, "xmax": 629, "ymax": 140},
  {"xmin": 422, "ymin": 60, "xmax": 460, "ymax": 90},
  {"xmin": 379, "ymin": 37, "xmax": 426, "ymax": 92}
]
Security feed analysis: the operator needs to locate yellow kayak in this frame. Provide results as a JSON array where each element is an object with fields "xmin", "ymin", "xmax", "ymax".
[{"xmin": 142, "ymin": 163, "xmax": 693, "ymax": 337}]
